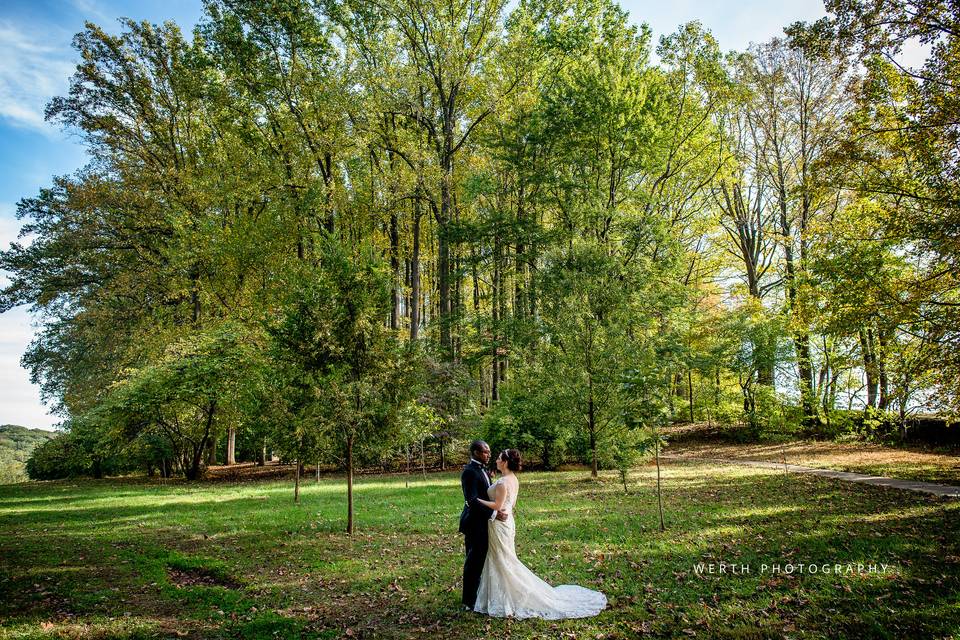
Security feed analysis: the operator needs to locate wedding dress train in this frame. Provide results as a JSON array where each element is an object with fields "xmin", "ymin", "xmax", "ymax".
[{"xmin": 473, "ymin": 478, "xmax": 607, "ymax": 619}]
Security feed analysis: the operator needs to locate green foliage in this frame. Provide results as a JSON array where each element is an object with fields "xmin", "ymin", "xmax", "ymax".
[
  {"xmin": 95, "ymin": 321, "xmax": 266, "ymax": 480},
  {"xmin": 24, "ymin": 423, "xmax": 125, "ymax": 481},
  {"xmin": 482, "ymin": 359, "xmax": 574, "ymax": 469},
  {"xmin": 0, "ymin": 425, "xmax": 55, "ymax": 483},
  {"xmin": 267, "ymin": 237, "xmax": 413, "ymax": 462},
  {"xmin": 3, "ymin": 0, "xmax": 960, "ymax": 489}
]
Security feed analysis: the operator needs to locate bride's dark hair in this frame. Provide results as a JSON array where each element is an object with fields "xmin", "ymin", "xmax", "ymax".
[{"xmin": 499, "ymin": 449, "xmax": 521, "ymax": 472}]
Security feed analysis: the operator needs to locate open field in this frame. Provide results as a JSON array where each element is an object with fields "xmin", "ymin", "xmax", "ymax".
[{"xmin": 1, "ymin": 461, "xmax": 959, "ymax": 639}]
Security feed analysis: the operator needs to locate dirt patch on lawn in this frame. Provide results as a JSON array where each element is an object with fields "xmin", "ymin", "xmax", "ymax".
[
  {"xmin": 665, "ymin": 423, "xmax": 960, "ymax": 485},
  {"xmin": 167, "ymin": 566, "xmax": 240, "ymax": 590}
]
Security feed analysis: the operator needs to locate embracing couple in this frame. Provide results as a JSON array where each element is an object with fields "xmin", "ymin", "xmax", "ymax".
[{"xmin": 458, "ymin": 440, "xmax": 607, "ymax": 619}]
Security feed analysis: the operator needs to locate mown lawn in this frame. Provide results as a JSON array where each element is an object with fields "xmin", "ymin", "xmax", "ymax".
[{"xmin": 1, "ymin": 461, "xmax": 958, "ymax": 639}]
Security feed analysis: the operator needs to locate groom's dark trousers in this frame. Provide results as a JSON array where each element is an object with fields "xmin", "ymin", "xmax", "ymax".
[{"xmin": 459, "ymin": 461, "xmax": 493, "ymax": 609}]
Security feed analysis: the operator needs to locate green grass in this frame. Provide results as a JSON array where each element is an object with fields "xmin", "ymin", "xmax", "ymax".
[{"xmin": 1, "ymin": 461, "xmax": 959, "ymax": 639}]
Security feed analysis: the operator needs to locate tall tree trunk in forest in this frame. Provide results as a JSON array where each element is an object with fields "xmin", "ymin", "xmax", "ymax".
[
  {"xmin": 491, "ymin": 230, "xmax": 501, "ymax": 402},
  {"xmin": 655, "ymin": 433, "xmax": 665, "ymax": 532},
  {"xmin": 860, "ymin": 328, "xmax": 879, "ymax": 408},
  {"xmin": 796, "ymin": 331, "xmax": 816, "ymax": 426},
  {"xmin": 323, "ymin": 152, "xmax": 335, "ymax": 233},
  {"xmin": 410, "ymin": 203, "xmax": 422, "ymax": 341},
  {"xmin": 454, "ymin": 247, "xmax": 463, "ymax": 361},
  {"xmin": 205, "ymin": 435, "xmax": 216, "ymax": 467},
  {"xmin": 589, "ymin": 374, "xmax": 598, "ymax": 478},
  {"xmin": 226, "ymin": 426, "xmax": 236, "ymax": 465},
  {"xmin": 716, "ymin": 182, "xmax": 775, "ymax": 385},
  {"xmin": 498, "ymin": 242, "xmax": 508, "ymax": 385},
  {"xmin": 438, "ymin": 170, "xmax": 452, "ymax": 355},
  {"xmin": 346, "ymin": 434, "xmax": 355, "ymax": 534},
  {"xmin": 688, "ymin": 369, "xmax": 695, "ymax": 422},
  {"xmin": 190, "ymin": 262, "xmax": 201, "ymax": 326},
  {"xmin": 390, "ymin": 209, "xmax": 400, "ymax": 331},
  {"xmin": 515, "ymin": 188, "xmax": 527, "ymax": 319},
  {"xmin": 878, "ymin": 330, "xmax": 890, "ymax": 409}
]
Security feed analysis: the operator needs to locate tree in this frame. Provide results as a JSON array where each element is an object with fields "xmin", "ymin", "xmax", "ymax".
[
  {"xmin": 827, "ymin": 0, "xmax": 960, "ymax": 413},
  {"xmin": 95, "ymin": 322, "xmax": 263, "ymax": 480},
  {"xmin": 740, "ymin": 28, "xmax": 851, "ymax": 427},
  {"xmin": 269, "ymin": 237, "xmax": 414, "ymax": 532}
]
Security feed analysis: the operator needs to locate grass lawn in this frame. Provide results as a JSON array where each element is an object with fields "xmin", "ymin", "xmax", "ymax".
[{"xmin": 1, "ymin": 461, "xmax": 959, "ymax": 639}]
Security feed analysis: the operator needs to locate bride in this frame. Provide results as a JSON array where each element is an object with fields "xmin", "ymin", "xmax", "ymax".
[{"xmin": 472, "ymin": 449, "xmax": 607, "ymax": 619}]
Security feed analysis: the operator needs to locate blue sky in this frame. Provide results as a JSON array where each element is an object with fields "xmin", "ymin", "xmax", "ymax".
[{"xmin": 0, "ymin": 0, "xmax": 899, "ymax": 430}]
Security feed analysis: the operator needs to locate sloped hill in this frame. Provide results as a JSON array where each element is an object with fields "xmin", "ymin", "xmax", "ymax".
[{"xmin": 0, "ymin": 425, "xmax": 56, "ymax": 483}]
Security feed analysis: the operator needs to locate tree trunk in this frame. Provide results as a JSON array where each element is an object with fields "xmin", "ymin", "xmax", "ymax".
[
  {"xmin": 795, "ymin": 331, "xmax": 816, "ymax": 427},
  {"xmin": 294, "ymin": 458, "xmax": 301, "ymax": 504},
  {"xmin": 226, "ymin": 426, "xmax": 236, "ymax": 465},
  {"xmin": 878, "ymin": 330, "xmax": 890, "ymax": 409},
  {"xmin": 187, "ymin": 442, "xmax": 205, "ymax": 481},
  {"xmin": 410, "ymin": 204, "xmax": 422, "ymax": 341},
  {"xmin": 860, "ymin": 328, "xmax": 878, "ymax": 409},
  {"xmin": 346, "ymin": 434, "xmax": 355, "ymax": 535},
  {"xmin": 589, "ymin": 384, "xmax": 598, "ymax": 478},
  {"xmin": 687, "ymin": 369, "xmax": 695, "ymax": 423},
  {"xmin": 258, "ymin": 439, "xmax": 266, "ymax": 466},
  {"xmin": 655, "ymin": 434, "xmax": 665, "ymax": 532},
  {"xmin": 390, "ymin": 209, "xmax": 400, "ymax": 331},
  {"xmin": 420, "ymin": 439, "xmax": 427, "ymax": 480},
  {"xmin": 205, "ymin": 436, "xmax": 216, "ymax": 467},
  {"xmin": 438, "ymin": 223, "xmax": 451, "ymax": 355}
]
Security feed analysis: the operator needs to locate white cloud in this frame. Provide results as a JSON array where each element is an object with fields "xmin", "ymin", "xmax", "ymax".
[
  {"xmin": 0, "ymin": 21, "xmax": 76, "ymax": 136},
  {"xmin": 0, "ymin": 202, "xmax": 57, "ymax": 430},
  {"xmin": 0, "ymin": 303, "xmax": 58, "ymax": 430},
  {"xmin": 68, "ymin": 0, "xmax": 113, "ymax": 23}
]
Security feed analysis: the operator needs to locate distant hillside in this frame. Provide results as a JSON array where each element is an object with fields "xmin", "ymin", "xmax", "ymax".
[{"xmin": 0, "ymin": 425, "xmax": 57, "ymax": 483}]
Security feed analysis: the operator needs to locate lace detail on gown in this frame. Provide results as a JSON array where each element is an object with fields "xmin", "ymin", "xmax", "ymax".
[{"xmin": 473, "ymin": 478, "xmax": 607, "ymax": 619}]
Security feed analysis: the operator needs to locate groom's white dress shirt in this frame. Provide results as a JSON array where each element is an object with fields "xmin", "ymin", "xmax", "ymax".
[{"xmin": 470, "ymin": 458, "xmax": 497, "ymax": 520}]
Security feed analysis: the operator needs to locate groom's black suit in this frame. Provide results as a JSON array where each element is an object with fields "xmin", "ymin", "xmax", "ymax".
[{"xmin": 459, "ymin": 459, "xmax": 494, "ymax": 609}]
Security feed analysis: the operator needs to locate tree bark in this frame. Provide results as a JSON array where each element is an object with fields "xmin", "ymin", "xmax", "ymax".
[
  {"xmin": 410, "ymin": 203, "xmax": 422, "ymax": 341},
  {"xmin": 294, "ymin": 458, "xmax": 301, "ymax": 504},
  {"xmin": 226, "ymin": 426, "xmax": 236, "ymax": 465},
  {"xmin": 346, "ymin": 434, "xmax": 355, "ymax": 534},
  {"xmin": 588, "ymin": 375, "xmax": 598, "ymax": 478},
  {"xmin": 389, "ymin": 208, "xmax": 400, "ymax": 331}
]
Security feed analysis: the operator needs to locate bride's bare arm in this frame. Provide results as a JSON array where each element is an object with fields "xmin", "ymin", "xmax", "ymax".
[{"xmin": 476, "ymin": 482, "xmax": 505, "ymax": 511}]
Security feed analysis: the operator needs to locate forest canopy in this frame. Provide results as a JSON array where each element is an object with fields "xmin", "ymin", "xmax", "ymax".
[{"xmin": 2, "ymin": 0, "xmax": 958, "ymax": 483}]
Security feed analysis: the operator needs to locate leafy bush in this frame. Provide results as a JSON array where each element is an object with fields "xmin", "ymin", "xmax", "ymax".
[{"xmin": 26, "ymin": 432, "xmax": 97, "ymax": 480}]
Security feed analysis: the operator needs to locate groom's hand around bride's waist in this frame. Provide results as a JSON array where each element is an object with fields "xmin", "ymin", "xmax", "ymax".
[{"xmin": 495, "ymin": 510, "xmax": 509, "ymax": 522}]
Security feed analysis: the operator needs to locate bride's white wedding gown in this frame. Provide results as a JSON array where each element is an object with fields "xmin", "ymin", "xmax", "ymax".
[{"xmin": 473, "ymin": 477, "xmax": 607, "ymax": 619}]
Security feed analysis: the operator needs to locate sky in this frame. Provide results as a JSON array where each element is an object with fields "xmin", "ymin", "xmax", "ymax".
[{"xmin": 0, "ymin": 0, "xmax": 920, "ymax": 431}]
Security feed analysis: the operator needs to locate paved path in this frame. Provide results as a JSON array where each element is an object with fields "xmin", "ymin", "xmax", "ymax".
[{"xmin": 662, "ymin": 455, "xmax": 960, "ymax": 499}]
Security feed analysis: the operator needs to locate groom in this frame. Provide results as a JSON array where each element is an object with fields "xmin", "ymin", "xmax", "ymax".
[{"xmin": 459, "ymin": 440, "xmax": 507, "ymax": 611}]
